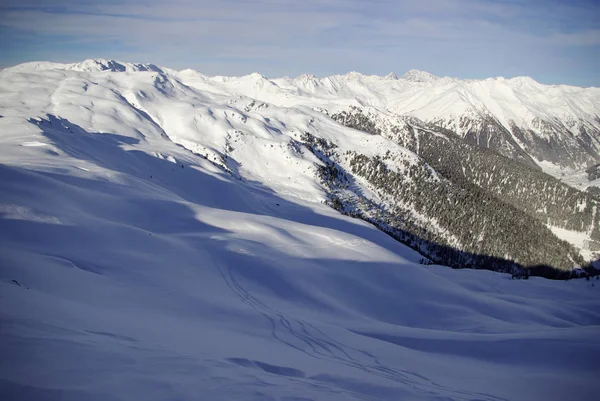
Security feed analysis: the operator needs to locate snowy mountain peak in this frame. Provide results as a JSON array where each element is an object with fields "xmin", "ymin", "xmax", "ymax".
[
  {"xmin": 297, "ymin": 73, "xmax": 318, "ymax": 81},
  {"xmin": 384, "ymin": 72, "xmax": 398, "ymax": 80},
  {"xmin": 401, "ymin": 69, "xmax": 439, "ymax": 83},
  {"xmin": 68, "ymin": 59, "xmax": 163, "ymax": 73},
  {"xmin": 247, "ymin": 72, "xmax": 269, "ymax": 80},
  {"xmin": 178, "ymin": 68, "xmax": 206, "ymax": 78},
  {"xmin": 508, "ymin": 75, "xmax": 539, "ymax": 87},
  {"xmin": 341, "ymin": 71, "xmax": 366, "ymax": 80},
  {"xmin": 69, "ymin": 59, "xmax": 127, "ymax": 72}
]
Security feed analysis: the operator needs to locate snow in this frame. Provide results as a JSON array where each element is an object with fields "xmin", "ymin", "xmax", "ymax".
[
  {"xmin": 173, "ymin": 60, "xmax": 600, "ymax": 175},
  {"xmin": 401, "ymin": 69, "xmax": 440, "ymax": 83},
  {"xmin": 548, "ymin": 225, "xmax": 598, "ymax": 262},
  {"xmin": 20, "ymin": 141, "xmax": 48, "ymax": 147},
  {"xmin": 174, "ymin": 64, "xmax": 600, "ymax": 134},
  {"xmin": 1, "ymin": 59, "xmax": 600, "ymax": 401},
  {"xmin": 537, "ymin": 159, "xmax": 573, "ymax": 178},
  {"xmin": 562, "ymin": 170, "xmax": 600, "ymax": 191},
  {"xmin": 536, "ymin": 159, "xmax": 600, "ymax": 191}
]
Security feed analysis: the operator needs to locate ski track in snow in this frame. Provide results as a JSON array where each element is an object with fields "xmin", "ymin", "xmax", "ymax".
[{"xmin": 217, "ymin": 262, "xmax": 507, "ymax": 401}]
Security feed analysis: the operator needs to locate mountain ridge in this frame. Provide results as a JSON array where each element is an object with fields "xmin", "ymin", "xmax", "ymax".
[{"xmin": 9, "ymin": 58, "xmax": 600, "ymax": 88}]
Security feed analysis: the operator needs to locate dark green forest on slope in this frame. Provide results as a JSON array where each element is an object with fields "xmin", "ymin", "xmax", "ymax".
[{"xmin": 295, "ymin": 108, "xmax": 600, "ymax": 278}]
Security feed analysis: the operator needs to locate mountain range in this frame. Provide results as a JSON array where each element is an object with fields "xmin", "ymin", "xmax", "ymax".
[{"xmin": 4, "ymin": 58, "xmax": 599, "ymax": 276}]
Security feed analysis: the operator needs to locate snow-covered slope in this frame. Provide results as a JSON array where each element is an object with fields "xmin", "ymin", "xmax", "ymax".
[{"xmin": 1, "ymin": 60, "xmax": 600, "ymax": 400}]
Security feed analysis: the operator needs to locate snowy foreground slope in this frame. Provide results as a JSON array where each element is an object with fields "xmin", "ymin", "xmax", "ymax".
[{"xmin": 1, "ymin": 60, "xmax": 600, "ymax": 400}]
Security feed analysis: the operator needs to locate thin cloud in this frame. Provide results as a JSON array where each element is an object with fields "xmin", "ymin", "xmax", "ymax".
[
  {"xmin": 0, "ymin": 0, "xmax": 598, "ymax": 85},
  {"xmin": 550, "ymin": 30, "xmax": 600, "ymax": 46}
]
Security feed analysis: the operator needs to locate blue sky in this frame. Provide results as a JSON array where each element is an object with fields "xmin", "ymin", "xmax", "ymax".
[{"xmin": 0, "ymin": 0, "xmax": 598, "ymax": 86}]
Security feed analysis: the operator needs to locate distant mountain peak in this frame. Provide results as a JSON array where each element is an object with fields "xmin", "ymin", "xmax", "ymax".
[
  {"xmin": 297, "ymin": 73, "xmax": 318, "ymax": 81},
  {"xmin": 69, "ymin": 59, "xmax": 163, "ymax": 73},
  {"xmin": 70, "ymin": 59, "xmax": 127, "ymax": 72},
  {"xmin": 179, "ymin": 68, "xmax": 205, "ymax": 77},
  {"xmin": 246, "ymin": 72, "xmax": 269, "ymax": 80},
  {"xmin": 341, "ymin": 71, "xmax": 366, "ymax": 80},
  {"xmin": 384, "ymin": 72, "xmax": 398, "ymax": 80},
  {"xmin": 508, "ymin": 76, "xmax": 539, "ymax": 86},
  {"xmin": 401, "ymin": 69, "xmax": 439, "ymax": 83}
]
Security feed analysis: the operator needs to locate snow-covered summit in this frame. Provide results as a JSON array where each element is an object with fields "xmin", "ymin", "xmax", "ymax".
[
  {"xmin": 68, "ymin": 58, "xmax": 129, "ymax": 72},
  {"xmin": 69, "ymin": 59, "xmax": 164, "ymax": 73},
  {"xmin": 340, "ymin": 71, "xmax": 367, "ymax": 81},
  {"xmin": 401, "ymin": 69, "xmax": 439, "ymax": 83}
]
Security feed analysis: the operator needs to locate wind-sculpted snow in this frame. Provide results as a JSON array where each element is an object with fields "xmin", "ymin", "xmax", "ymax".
[{"xmin": 1, "ymin": 60, "xmax": 600, "ymax": 400}]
